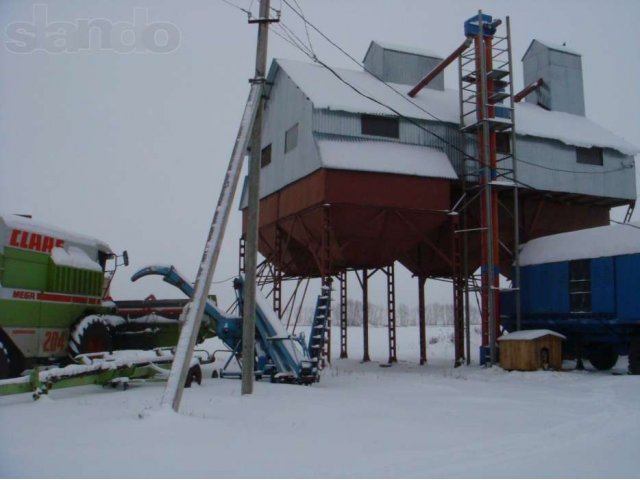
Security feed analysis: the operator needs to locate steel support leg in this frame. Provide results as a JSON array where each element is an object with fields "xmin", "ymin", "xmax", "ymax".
[
  {"xmin": 452, "ymin": 217, "xmax": 465, "ymax": 367},
  {"xmin": 273, "ymin": 226, "xmax": 282, "ymax": 317},
  {"xmin": 339, "ymin": 271, "xmax": 348, "ymax": 359},
  {"xmin": 362, "ymin": 268, "xmax": 370, "ymax": 363},
  {"xmin": 385, "ymin": 264, "xmax": 397, "ymax": 364},
  {"xmin": 239, "ymin": 236, "xmax": 246, "ymax": 275},
  {"xmin": 418, "ymin": 275, "xmax": 427, "ymax": 365}
]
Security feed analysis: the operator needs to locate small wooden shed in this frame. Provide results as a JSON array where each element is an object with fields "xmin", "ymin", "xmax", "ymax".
[{"xmin": 498, "ymin": 329, "xmax": 566, "ymax": 371}]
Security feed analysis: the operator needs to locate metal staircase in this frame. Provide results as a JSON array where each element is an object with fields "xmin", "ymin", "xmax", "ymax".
[{"xmin": 308, "ymin": 284, "xmax": 332, "ymax": 378}]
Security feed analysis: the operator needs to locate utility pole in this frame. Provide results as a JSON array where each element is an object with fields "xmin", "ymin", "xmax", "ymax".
[
  {"xmin": 242, "ymin": 0, "xmax": 273, "ymax": 395},
  {"xmin": 160, "ymin": 0, "xmax": 272, "ymax": 411}
]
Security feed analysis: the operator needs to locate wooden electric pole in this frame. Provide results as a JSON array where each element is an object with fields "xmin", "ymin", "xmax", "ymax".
[
  {"xmin": 160, "ymin": 0, "xmax": 274, "ymax": 411},
  {"xmin": 242, "ymin": 0, "xmax": 273, "ymax": 395}
]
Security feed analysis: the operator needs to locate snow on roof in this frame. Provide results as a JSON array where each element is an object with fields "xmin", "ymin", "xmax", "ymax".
[
  {"xmin": 274, "ymin": 58, "xmax": 460, "ymax": 122},
  {"xmin": 368, "ymin": 41, "xmax": 442, "ymax": 59},
  {"xmin": 526, "ymin": 39, "xmax": 582, "ymax": 58},
  {"xmin": 51, "ymin": 246, "xmax": 103, "ymax": 272},
  {"xmin": 519, "ymin": 222, "xmax": 640, "ymax": 266},
  {"xmin": 0, "ymin": 213, "xmax": 112, "ymax": 253},
  {"xmin": 273, "ymin": 59, "xmax": 639, "ymax": 156},
  {"xmin": 316, "ymin": 136, "xmax": 458, "ymax": 180},
  {"xmin": 516, "ymin": 102, "xmax": 638, "ymax": 156},
  {"xmin": 498, "ymin": 329, "xmax": 566, "ymax": 341}
]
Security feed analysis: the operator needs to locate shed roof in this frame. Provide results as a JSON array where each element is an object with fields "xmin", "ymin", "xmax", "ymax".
[
  {"xmin": 272, "ymin": 58, "xmax": 639, "ymax": 156},
  {"xmin": 519, "ymin": 221, "xmax": 640, "ymax": 266},
  {"xmin": 364, "ymin": 41, "xmax": 443, "ymax": 60},
  {"xmin": 522, "ymin": 39, "xmax": 582, "ymax": 60},
  {"xmin": 316, "ymin": 136, "xmax": 458, "ymax": 179},
  {"xmin": 498, "ymin": 329, "xmax": 567, "ymax": 341}
]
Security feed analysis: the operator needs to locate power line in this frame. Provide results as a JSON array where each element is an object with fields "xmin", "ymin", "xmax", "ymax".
[
  {"xmin": 609, "ymin": 218, "xmax": 640, "ymax": 229},
  {"xmin": 517, "ymin": 157, "xmax": 634, "ymax": 175},
  {"xmin": 275, "ymin": 22, "xmax": 544, "ymax": 193},
  {"xmin": 236, "ymin": 2, "xmax": 635, "ymax": 184},
  {"xmin": 219, "ymin": 0, "xmax": 251, "ymax": 16},
  {"xmin": 279, "ymin": 1, "xmax": 633, "ymax": 178},
  {"xmin": 273, "ymin": 20, "xmax": 481, "ymax": 165},
  {"xmin": 290, "ymin": 0, "xmax": 315, "ymax": 56},
  {"xmin": 212, "ymin": 275, "xmax": 238, "ymax": 285},
  {"xmin": 280, "ymin": 0, "xmax": 455, "ymax": 126},
  {"xmin": 275, "ymin": 21, "xmax": 313, "ymax": 57}
]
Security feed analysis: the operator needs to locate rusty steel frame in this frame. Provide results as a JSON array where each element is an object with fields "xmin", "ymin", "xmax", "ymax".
[
  {"xmin": 272, "ymin": 226, "xmax": 283, "ymax": 317},
  {"xmin": 354, "ymin": 268, "xmax": 372, "ymax": 363},
  {"xmin": 451, "ymin": 216, "xmax": 465, "ymax": 366},
  {"xmin": 382, "ymin": 264, "xmax": 398, "ymax": 364},
  {"xmin": 338, "ymin": 270, "xmax": 348, "ymax": 359}
]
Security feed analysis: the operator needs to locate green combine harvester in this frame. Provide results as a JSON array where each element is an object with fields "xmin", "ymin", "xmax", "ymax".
[{"xmin": 0, "ymin": 213, "xmax": 214, "ymax": 396}]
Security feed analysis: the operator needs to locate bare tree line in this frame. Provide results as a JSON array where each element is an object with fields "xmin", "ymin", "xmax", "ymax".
[{"xmin": 296, "ymin": 298, "xmax": 481, "ymax": 326}]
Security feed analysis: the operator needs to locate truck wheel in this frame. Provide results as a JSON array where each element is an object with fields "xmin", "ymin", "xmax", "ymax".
[
  {"xmin": 629, "ymin": 331, "xmax": 640, "ymax": 375},
  {"xmin": 587, "ymin": 344, "xmax": 619, "ymax": 371},
  {"xmin": 0, "ymin": 341, "xmax": 10, "ymax": 379},
  {"xmin": 69, "ymin": 316, "xmax": 113, "ymax": 356}
]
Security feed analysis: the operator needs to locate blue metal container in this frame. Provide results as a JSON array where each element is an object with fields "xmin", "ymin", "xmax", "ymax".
[{"xmin": 464, "ymin": 14, "xmax": 497, "ymax": 38}]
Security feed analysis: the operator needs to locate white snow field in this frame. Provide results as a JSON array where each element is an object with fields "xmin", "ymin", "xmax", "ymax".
[{"xmin": 1, "ymin": 326, "xmax": 639, "ymax": 478}]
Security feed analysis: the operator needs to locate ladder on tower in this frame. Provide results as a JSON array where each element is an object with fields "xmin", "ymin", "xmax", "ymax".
[
  {"xmin": 458, "ymin": 12, "xmax": 520, "ymax": 366},
  {"xmin": 624, "ymin": 202, "xmax": 635, "ymax": 223}
]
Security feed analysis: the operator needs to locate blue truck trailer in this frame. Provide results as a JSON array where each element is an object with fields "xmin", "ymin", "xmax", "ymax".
[{"xmin": 501, "ymin": 222, "xmax": 640, "ymax": 373}]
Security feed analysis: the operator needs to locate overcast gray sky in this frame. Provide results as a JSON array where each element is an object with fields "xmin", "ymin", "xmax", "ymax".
[{"xmin": 1, "ymin": 0, "xmax": 639, "ymax": 310}]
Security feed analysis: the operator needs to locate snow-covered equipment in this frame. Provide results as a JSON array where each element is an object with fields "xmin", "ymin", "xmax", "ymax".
[
  {"xmin": 0, "ymin": 213, "xmax": 216, "ymax": 383},
  {"xmin": 0, "ymin": 348, "xmax": 205, "ymax": 399},
  {"xmin": 501, "ymin": 222, "xmax": 640, "ymax": 373},
  {"xmin": 131, "ymin": 265, "xmax": 330, "ymax": 384}
]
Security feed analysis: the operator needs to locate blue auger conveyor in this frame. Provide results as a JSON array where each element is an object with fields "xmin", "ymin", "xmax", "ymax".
[{"xmin": 131, "ymin": 265, "xmax": 330, "ymax": 385}]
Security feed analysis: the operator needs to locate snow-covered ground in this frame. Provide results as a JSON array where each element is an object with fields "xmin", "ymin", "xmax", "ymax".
[{"xmin": 1, "ymin": 326, "xmax": 639, "ymax": 478}]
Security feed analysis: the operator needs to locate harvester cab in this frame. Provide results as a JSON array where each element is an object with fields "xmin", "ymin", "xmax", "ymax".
[{"xmin": 102, "ymin": 249, "xmax": 129, "ymax": 299}]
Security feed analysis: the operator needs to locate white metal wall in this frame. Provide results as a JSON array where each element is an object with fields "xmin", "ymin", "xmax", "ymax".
[
  {"xmin": 253, "ymin": 61, "xmax": 635, "ymax": 205},
  {"xmin": 258, "ymin": 68, "xmax": 321, "ymax": 199}
]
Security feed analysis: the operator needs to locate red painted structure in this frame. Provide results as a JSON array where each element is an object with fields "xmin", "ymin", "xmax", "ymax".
[{"xmin": 240, "ymin": 13, "xmax": 630, "ymax": 367}]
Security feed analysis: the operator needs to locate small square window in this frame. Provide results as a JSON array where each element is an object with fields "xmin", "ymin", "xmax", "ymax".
[
  {"xmin": 496, "ymin": 132, "xmax": 511, "ymax": 155},
  {"xmin": 285, "ymin": 124, "xmax": 298, "ymax": 153},
  {"xmin": 576, "ymin": 147, "xmax": 603, "ymax": 166},
  {"xmin": 361, "ymin": 114, "xmax": 399, "ymax": 138},
  {"xmin": 569, "ymin": 259, "xmax": 591, "ymax": 313},
  {"xmin": 260, "ymin": 144, "xmax": 271, "ymax": 168}
]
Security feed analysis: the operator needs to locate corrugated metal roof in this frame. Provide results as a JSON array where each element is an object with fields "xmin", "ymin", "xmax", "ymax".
[
  {"xmin": 315, "ymin": 135, "xmax": 458, "ymax": 180},
  {"xmin": 271, "ymin": 58, "xmax": 639, "ymax": 156},
  {"xmin": 366, "ymin": 40, "xmax": 443, "ymax": 59},
  {"xmin": 522, "ymin": 39, "xmax": 581, "ymax": 60},
  {"xmin": 519, "ymin": 221, "xmax": 640, "ymax": 266}
]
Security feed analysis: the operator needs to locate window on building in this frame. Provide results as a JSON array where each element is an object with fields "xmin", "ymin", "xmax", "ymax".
[
  {"xmin": 285, "ymin": 124, "xmax": 298, "ymax": 153},
  {"xmin": 361, "ymin": 114, "xmax": 399, "ymax": 138},
  {"xmin": 576, "ymin": 147, "xmax": 603, "ymax": 166},
  {"xmin": 569, "ymin": 259, "xmax": 591, "ymax": 313},
  {"xmin": 261, "ymin": 144, "xmax": 272, "ymax": 168},
  {"xmin": 496, "ymin": 132, "xmax": 511, "ymax": 155}
]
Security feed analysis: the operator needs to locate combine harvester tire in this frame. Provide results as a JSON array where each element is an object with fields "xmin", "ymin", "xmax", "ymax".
[
  {"xmin": 0, "ymin": 341, "xmax": 9, "ymax": 380},
  {"xmin": 69, "ymin": 316, "xmax": 113, "ymax": 356}
]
